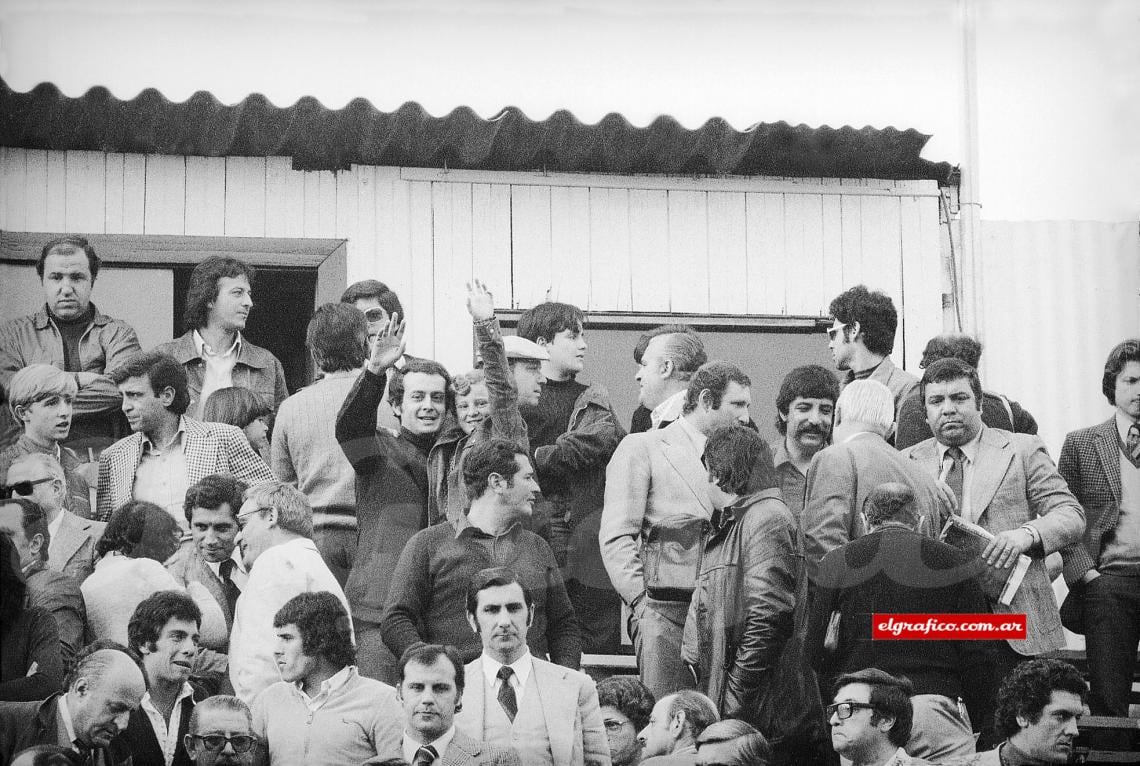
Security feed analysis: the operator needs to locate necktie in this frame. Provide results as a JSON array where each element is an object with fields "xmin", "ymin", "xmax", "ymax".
[
  {"xmin": 497, "ymin": 665, "xmax": 518, "ymax": 722},
  {"xmin": 219, "ymin": 558, "xmax": 242, "ymax": 614},
  {"xmin": 1128, "ymin": 424, "xmax": 1140, "ymax": 466},
  {"xmin": 412, "ymin": 744, "xmax": 439, "ymax": 766},
  {"xmin": 944, "ymin": 447, "xmax": 965, "ymax": 513}
]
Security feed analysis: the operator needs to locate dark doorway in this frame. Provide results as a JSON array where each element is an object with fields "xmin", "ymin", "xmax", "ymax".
[{"xmin": 173, "ymin": 266, "xmax": 317, "ymax": 395}]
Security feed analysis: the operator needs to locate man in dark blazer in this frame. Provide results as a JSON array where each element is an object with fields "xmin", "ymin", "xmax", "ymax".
[
  {"xmin": 0, "ymin": 643, "xmax": 146, "ymax": 765},
  {"xmin": 1057, "ymin": 339, "xmax": 1140, "ymax": 718}
]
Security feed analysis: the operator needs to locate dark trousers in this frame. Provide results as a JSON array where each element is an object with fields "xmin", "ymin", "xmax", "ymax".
[
  {"xmin": 550, "ymin": 512, "xmax": 623, "ymax": 654},
  {"xmin": 1084, "ymin": 573, "xmax": 1140, "ymax": 716}
]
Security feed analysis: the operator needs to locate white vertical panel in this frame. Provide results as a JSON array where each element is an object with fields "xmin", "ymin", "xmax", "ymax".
[
  {"xmin": 143, "ymin": 154, "xmax": 186, "ymax": 234},
  {"xmin": 666, "ymin": 190, "xmax": 709, "ymax": 313},
  {"xmin": 264, "ymin": 157, "xmax": 297, "ymax": 237},
  {"xmin": 374, "ymin": 167, "xmax": 415, "ymax": 298},
  {"xmin": 549, "ymin": 186, "xmax": 591, "ymax": 308},
  {"xmin": 470, "ymin": 183, "xmax": 513, "ymax": 303},
  {"xmin": 858, "ymin": 196, "xmax": 903, "ymax": 305},
  {"xmin": 432, "ymin": 182, "xmax": 475, "ymax": 371},
  {"xmin": 45, "ymin": 151, "xmax": 68, "ymax": 230},
  {"xmin": 184, "ymin": 156, "xmax": 226, "ymax": 235},
  {"xmin": 706, "ymin": 191, "xmax": 747, "ymax": 314},
  {"xmin": 23, "ymin": 150, "xmax": 49, "ymax": 230},
  {"xmin": 223, "ymin": 157, "xmax": 266, "ymax": 237},
  {"xmin": 588, "ymin": 186, "xmax": 632, "ymax": 312},
  {"xmin": 839, "ymin": 193, "xmax": 864, "ymax": 288},
  {"xmin": 343, "ymin": 165, "xmax": 376, "ymax": 287},
  {"xmin": 784, "ymin": 191, "xmax": 825, "ymax": 315},
  {"xmin": 899, "ymin": 195, "xmax": 941, "ymax": 371},
  {"xmin": 821, "ymin": 194, "xmax": 845, "ymax": 315},
  {"xmin": 745, "ymin": 192, "xmax": 785, "ymax": 314},
  {"xmin": 335, "ymin": 167, "xmax": 359, "ymax": 242},
  {"xmin": 2, "ymin": 148, "xmax": 27, "ymax": 230},
  {"xmin": 511, "ymin": 185, "xmax": 552, "ymax": 310},
  {"xmin": 103, "ymin": 153, "xmax": 125, "ymax": 233},
  {"xmin": 406, "ymin": 180, "xmax": 435, "ymax": 359},
  {"xmin": 628, "ymin": 189, "xmax": 669, "ymax": 312},
  {"xmin": 64, "ymin": 151, "xmax": 106, "ymax": 233},
  {"xmin": 301, "ymin": 171, "xmax": 337, "ymax": 238},
  {"xmin": 121, "ymin": 155, "xmax": 146, "ymax": 234}
]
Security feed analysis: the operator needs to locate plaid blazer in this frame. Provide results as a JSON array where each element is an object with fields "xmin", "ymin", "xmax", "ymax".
[
  {"xmin": 96, "ymin": 416, "xmax": 275, "ymax": 521},
  {"xmin": 1058, "ymin": 417, "xmax": 1124, "ymax": 582}
]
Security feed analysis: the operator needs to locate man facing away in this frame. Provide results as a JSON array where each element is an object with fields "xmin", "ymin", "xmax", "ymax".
[
  {"xmin": 600, "ymin": 361, "xmax": 753, "ymax": 698},
  {"xmin": 97, "ymin": 351, "xmax": 275, "ymax": 524},
  {"xmin": 455, "ymin": 567, "xmax": 609, "ymax": 766},
  {"xmin": 0, "ymin": 235, "xmax": 141, "ymax": 449},
  {"xmin": 392, "ymin": 643, "xmax": 521, "ymax": 765},
  {"xmin": 154, "ymin": 256, "xmax": 287, "ymax": 419},
  {"xmin": 636, "ymin": 690, "xmax": 719, "ymax": 766},
  {"xmin": 772, "ymin": 365, "xmax": 840, "ymax": 519}
]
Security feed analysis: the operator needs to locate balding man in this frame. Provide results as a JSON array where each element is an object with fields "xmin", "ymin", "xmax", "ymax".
[
  {"xmin": 0, "ymin": 642, "xmax": 147, "ymax": 765},
  {"xmin": 184, "ymin": 695, "xmax": 258, "ymax": 766}
]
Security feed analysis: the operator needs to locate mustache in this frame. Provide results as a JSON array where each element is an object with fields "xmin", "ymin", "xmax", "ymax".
[{"xmin": 796, "ymin": 423, "xmax": 829, "ymax": 435}]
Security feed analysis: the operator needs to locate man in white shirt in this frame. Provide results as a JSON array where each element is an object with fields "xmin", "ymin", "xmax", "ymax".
[
  {"xmin": 455, "ymin": 567, "xmax": 610, "ymax": 766},
  {"xmin": 395, "ymin": 644, "xmax": 520, "ymax": 765},
  {"xmin": 632, "ymin": 326, "xmax": 706, "ymax": 431},
  {"xmin": 123, "ymin": 590, "xmax": 207, "ymax": 766},
  {"xmin": 228, "ymin": 481, "xmax": 350, "ymax": 703}
]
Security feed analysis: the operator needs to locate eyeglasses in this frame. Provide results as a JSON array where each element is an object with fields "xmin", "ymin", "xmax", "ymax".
[
  {"xmin": 826, "ymin": 702, "xmax": 877, "ymax": 720},
  {"xmin": 235, "ymin": 507, "xmax": 270, "ymax": 526},
  {"xmin": 826, "ymin": 322, "xmax": 848, "ymax": 341},
  {"xmin": 0, "ymin": 477, "xmax": 54, "ymax": 499},
  {"xmin": 603, "ymin": 719, "xmax": 632, "ymax": 732},
  {"xmin": 189, "ymin": 734, "xmax": 256, "ymax": 753}
]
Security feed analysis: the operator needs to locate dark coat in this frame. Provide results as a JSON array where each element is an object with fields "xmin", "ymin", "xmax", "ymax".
[
  {"xmin": 25, "ymin": 561, "xmax": 86, "ymax": 672},
  {"xmin": 0, "ymin": 604, "xmax": 64, "ymax": 702},
  {"xmin": 121, "ymin": 683, "xmax": 207, "ymax": 766},
  {"xmin": 0, "ymin": 693, "xmax": 134, "ymax": 765}
]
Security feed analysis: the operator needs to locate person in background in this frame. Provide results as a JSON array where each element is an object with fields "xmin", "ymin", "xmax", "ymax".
[
  {"xmin": 0, "ymin": 235, "xmax": 141, "ymax": 450},
  {"xmin": 636, "ymin": 690, "xmax": 719, "ymax": 766},
  {"xmin": 693, "ymin": 720, "xmax": 771, "ymax": 766},
  {"xmin": 453, "ymin": 369, "xmax": 491, "ymax": 436},
  {"xmin": 155, "ymin": 256, "xmax": 287, "ymax": 419},
  {"xmin": 597, "ymin": 676, "xmax": 655, "ymax": 766},
  {"xmin": 8, "ymin": 744, "xmax": 85, "ymax": 766},
  {"xmin": 772, "ymin": 365, "xmax": 840, "ymax": 519},
  {"xmin": 827, "ymin": 669, "xmax": 935, "ymax": 766},
  {"xmin": 182, "ymin": 695, "xmax": 257, "ymax": 766},
  {"xmin": 629, "ymin": 326, "xmax": 707, "ymax": 433},
  {"xmin": 340, "ymin": 279, "xmax": 405, "ymax": 349},
  {"xmin": 0, "ymin": 533, "xmax": 64, "ymax": 701},
  {"xmin": 200, "ymin": 388, "xmax": 272, "ymax": 463}
]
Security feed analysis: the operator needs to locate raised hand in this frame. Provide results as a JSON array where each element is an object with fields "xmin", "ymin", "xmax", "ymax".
[
  {"xmin": 366, "ymin": 311, "xmax": 407, "ymax": 374},
  {"xmin": 466, "ymin": 279, "xmax": 495, "ymax": 321}
]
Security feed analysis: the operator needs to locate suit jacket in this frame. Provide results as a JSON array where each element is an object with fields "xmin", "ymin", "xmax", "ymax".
[
  {"xmin": 904, "ymin": 427, "xmax": 1086, "ymax": 654},
  {"xmin": 455, "ymin": 656, "xmax": 610, "ymax": 766},
  {"xmin": 165, "ymin": 545, "xmax": 235, "ymax": 640},
  {"xmin": 1057, "ymin": 417, "xmax": 1124, "ymax": 582},
  {"xmin": 599, "ymin": 419, "xmax": 714, "ymax": 604},
  {"xmin": 25, "ymin": 561, "xmax": 87, "ymax": 669},
  {"xmin": 441, "ymin": 730, "xmax": 523, "ymax": 766},
  {"xmin": 0, "ymin": 694, "xmax": 134, "ymax": 765},
  {"xmin": 51, "ymin": 510, "xmax": 106, "ymax": 583},
  {"xmin": 801, "ymin": 432, "xmax": 951, "ymax": 583},
  {"xmin": 96, "ymin": 416, "xmax": 275, "ymax": 521},
  {"xmin": 122, "ymin": 684, "xmax": 206, "ymax": 766}
]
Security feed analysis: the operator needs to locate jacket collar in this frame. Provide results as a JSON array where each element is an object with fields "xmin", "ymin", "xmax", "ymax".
[
  {"xmin": 165, "ymin": 330, "xmax": 274, "ymax": 370},
  {"xmin": 33, "ymin": 303, "xmax": 113, "ymax": 331},
  {"xmin": 712, "ymin": 487, "xmax": 784, "ymax": 528}
]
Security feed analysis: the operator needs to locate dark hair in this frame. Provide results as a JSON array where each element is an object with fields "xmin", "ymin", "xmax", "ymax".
[
  {"xmin": 517, "ymin": 302, "xmax": 585, "ymax": 345},
  {"xmin": 829, "ymin": 285, "xmax": 899, "ymax": 357},
  {"xmin": 273, "ymin": 591, "xmax": 355, "ymax": 669},
  {"xmin": 775, "ymin": 365, "xmax": 840, "ymax": 435},
  {"xmin": 634, "ymin": 325, "xmax": 706, "ymax": 377},
  {"xmin": 703, "ymin": 425, "xmax": 777, "ymax": 495},
  {"xmin": 597, "ymin": 676, "xmax": 655, "ymax": 733},
  {"xmin": 994, "ymin": 658, "xmax": 1087, "ymax": 739},
  {"xmin": 183, "ymin": 474, "xmax": 247, "ymax": 527},
  {"xmin": 397, "ymin": 644, "xmax": 466, "ymax": 696},
  {"xmin": 202, "ymin": 387, "xmax": 272, "ymax": 429},
  {"xmin": 682, "ymin": 361, "xmax": 751, "ymax": 415},
  {"xmin": 37, "ymin": 236, "xmax": 101, "ymax": 282},
  {"xmin": 919, "ymin": 334, "xmax": 984, "ymax": 370},
  {"xmin": 340, "ymin": 280, "xmax": 404, "ymax": 320},
  {"xmin": 864, "ymin": 483, "xmax": 918, "ymax": 528},
  {"xmin": 127, "ymin": 590, "xmax": 202, "ymax": 654},
  {"xmin": 307, "ymin": 303, "xmax": 368, "ymax": 373},
  {"xmin": 96, "ymin": 500, "xmax": 180, "ymax": 561},
  {"xmin": 696, "ymin": 720, "xmax": 772, "ymax": 766},
  {"xmin": 1, "ymin": 497, "xmax": 50, "ymax": 563},
  {"xmin": 66, "ymin": 639, "xmax": 146, "ymax": 690},
  {"xmin": 0, "ymin": 534, "xmax": 27, "ymax": 626},
  {"xmin": 1102, "ymin": 339, "xmax": 1140, "ymax": 406},
  {"xmin": 183, "ymin": 256, "xmax": 255, "ymax": 331},
  {"xmin": 462, "ymin": 438, "xmax": 529, "ymax": 500},
  {"xmin": 388, "ymin": 358, "xmax": 454, "ymax": 412},
  {"xmin": 666, "ymin": 690, "xmax": 720, "ymax": 740},
  {"xmin": 9, "ymin": 744, "xmax": 85, "ymax": 766},
  {"xmin": 832, "ymin": 668, "xmax": 915, "ymax": 747},
  {"xmin": 465, "ymin": 566, "xmax": 534, "ymax": 619},
  {"xmin": 919, "ymin": 358, "xmax": 983, "ymax": 410},
  {"xmin": 109, "ymin": 351, "xmax": 191, "ymax": 416}
]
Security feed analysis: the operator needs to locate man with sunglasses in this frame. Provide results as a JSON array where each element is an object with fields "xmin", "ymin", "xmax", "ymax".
[
  {"xmin": 183, "ymin": 696, "xmax": 258, "ymax": 766},
  {"xmin": 827, "ymin": 669, "xmax": 935, "ymax": 766}
]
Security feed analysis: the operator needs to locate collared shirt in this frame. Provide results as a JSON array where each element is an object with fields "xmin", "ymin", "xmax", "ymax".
[
  {"xmin": 401, "ymin": 726, "xmax": 457, "ymax": 764},
  {"xmin": 205, "ymin": 549, "xmax": 249, "ymax": 591},
  {"xmin": 57, "ymin": 694, "xmax": 79, "ymax": 748},
  {"xmin": 133, "ymin": 417, "xmax": 191, "ymax": 528},
  {"xmin": 193, "ymin": 330, "xmax": 242, "ymax": 418},
  {"xmin": 47, "ymin": 510, "xmax": 65, "ymax": 563},
  {"xmin": 140, "ymin": 683, "xmax": 196, "ymax": 766},
  {"xmin": 773, "ymin": 441, "xmax": 808, "ymax": 518},
  {"xmin": 650, "ymin": 390, "xmax": 687, "ymax": 429},
  {"xmin": 294, "ymin": 665, "xmax": 356, "ymax": 713},
  {"xmin": 676, "ymin": 415, "xmax": 708, "ymax": 458},
  {"xmin": 937, "ymin": 429, "xmax": 984, "ymax": 523},
  {"xmin": 1116, "ymin": 410, "xmax": 1140, "ymax": 446},
  {"xmin": 481, "ymin": 650, "xmax": 533, "ymax": 704}
]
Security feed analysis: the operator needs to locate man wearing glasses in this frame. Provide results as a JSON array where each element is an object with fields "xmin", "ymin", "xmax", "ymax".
[
  {"xmin": 183, "ymin": 696, "xmax": 258, "ymax": 766},
  {"xmin": 597, "ymin": 677, "xmax": 654, "ymax": 766},
  {"xmin": 827, "ymin": 668, "xmax": 936, "ymax": 766}
]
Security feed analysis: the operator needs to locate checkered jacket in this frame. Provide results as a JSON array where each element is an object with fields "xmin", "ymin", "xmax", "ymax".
[
  {"xmin": 1058, "ymin": 417, "xmax": 1123, "ymax": 582},
  {"xmin": 96, "ymin": 416, "xmax": 276, "ymax": 521}
]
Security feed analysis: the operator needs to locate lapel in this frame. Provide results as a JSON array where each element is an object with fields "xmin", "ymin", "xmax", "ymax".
[
  {"xmin": 969, "ymin": 428, "xmax": 1015, "ymax": 526},
  {"xmin": 1093, "ymin": 417, "xmax": 1123, "ymax": 506},
  {"xmin": 53, "ymin": 512, "xmax": 88, "ymax": 570},
  {"xmin": 906, "ymin": 438, "xmax": 942, "ymax": 481},
  {"xmin": 462, "ymin": 657, "xmax": 487, "ymax": 735},
  {"xmin": 442, "ymin": 730, "xmax": 480, "ymax": 766},
  {"xmin": 194, "ymin": 552, "xmax": 232, "ymax": 625},
  {"xmin": 181, "ymin": 418, "xmax": 218, "ymax": 482},
  {"xmin": 531, "ymin": 659, "xmax": 577, "ymax": 766},
  {"xmin": 658, "ymin": 421, "xmax": 712, "ymax": 513}
]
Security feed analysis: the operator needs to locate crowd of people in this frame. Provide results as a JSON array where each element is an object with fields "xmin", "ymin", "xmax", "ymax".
[{"xmin": 0, "ymin": 234, "xmax": 1136, "ymax": 766}]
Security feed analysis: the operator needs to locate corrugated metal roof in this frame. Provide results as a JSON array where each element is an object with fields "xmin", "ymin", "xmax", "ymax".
[{"xmin": 0, "ymin": 77, "xmax": 956, "ymax": 180}]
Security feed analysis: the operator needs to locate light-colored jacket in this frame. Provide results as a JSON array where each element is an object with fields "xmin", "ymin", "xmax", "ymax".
[{"xmin": 153, "ymin": 330, "xmax": 288, "ymax": 416}]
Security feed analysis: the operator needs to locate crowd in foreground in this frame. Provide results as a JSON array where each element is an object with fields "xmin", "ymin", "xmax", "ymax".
[{"xmin": 0, "ymin": 234, "xmax": 1137, "ymax": 766}]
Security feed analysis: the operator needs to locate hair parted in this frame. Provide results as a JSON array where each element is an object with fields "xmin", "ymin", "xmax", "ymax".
[
  {"xmin": 703, "ymin": 425, "xmax": 777, "ymax": 495},
  {"xmin": 517, "ymin": 302, "xmax": 585, "ymax": 344},
  {"xmin": 183, "ymin": 474, "xmax": 247, "ymax": 527},
  {"xmin": 832, "ymin": 668, "xmax": 915, "ymax": 747},
  {"xmin": 339, "ymin": 280, "xmax": 404, "ymax": 320},
  {"xmin": 465, "ymin": 566, "xmax": 534, "ymax": 619},
  {"xmin": 775, "ymin": 365, "xmax": 840, "ymax": 435},
  {"xmin": 307, "ymin": 303, "xmax": 368, "ymax": 373},
  {"xmin": 7, "ymin": 364, "xmax": 78, "ymax": 421},
  {"xmin": 273, "ymin": 591, "xmax": 355, "ymax": 669},
  {"xmin": 109, "ymin": 351, "xmax": 191, "ymax": 416},
  {"xmin": 397, "ymin": 644, "xmax": 466, "ymax": 696},
  {"xmin": 994, "ymin": 658, "xmax": 1087, "ymax": 739},
  {"xmin": 636, "ymin": 325, "xmax": 707, "ymax": 381},
  {"xmin": 1, "ymin": 498, "xmax": 50, "ymax": 563},
  {"xmin": 1102, "ymin": 339, "xmax": 1140, "ymax": 406},
  {"xmin": 461, "ymin": 438, "xmax": 528, "ymax": 500},
  {"xmin": 243, "ymin": 481, "xmax": 313, "ymax": 537},
  {"xmin": 597, "ymin": 676, "xmax": 655, "ymax": 733},
  {"xmin": 388, "ymin": 358, "xmax": 453, "ymax": 411},
  {"xmin": 829, "ymin": 285, "xmax": 899, "ymax": 357},
  {"xmin": 682, "ymin": 361, "xmax": 751, "ymax": 415},
  {"xmin": 919, "ymin": 334, "xmax": 984, "ymax": 370},
  {"xmin": 919, "ymin": 358, "xmax": 983, "ymax": 409},
  {"xmin": 182, "ymin": 256, "xmax": 255, "ymax": 331},
  {"xmin": 127, "ymin": 590, "xmax": 202, "ymax": 654},
  {"xmin": 38, "ymin": 236, "xmax": 101, "ymax": 281}
]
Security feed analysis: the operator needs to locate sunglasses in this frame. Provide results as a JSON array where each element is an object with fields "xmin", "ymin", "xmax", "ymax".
[
  {"xmin": 0, "ymin": 476, "xmax": 54, "ymax": 499},
  {"xmin": 826, "ymin": 702, "xmax": 877, "ymax": 720},
  {"xmin": 189, "ymin": 734, "xmax": 256, "ymax": 753}
]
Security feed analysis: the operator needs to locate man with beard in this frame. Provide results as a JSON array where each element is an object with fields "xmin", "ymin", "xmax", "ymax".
[{"xmin": 772, "ymin": 365, "xmax": 840, "ymax": 518}]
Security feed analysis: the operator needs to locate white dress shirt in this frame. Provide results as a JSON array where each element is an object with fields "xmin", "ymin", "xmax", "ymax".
[
  {"xmin": 139, "ymin": 682, "xmax": 196, "ymax": 766},
  {"xmin": 205, "ymin": 550, "xmax": 249, "ymax": 591},
  {"xmin": 650, "ymin": 390, "xmax": 686, "ymax": 429},
  {"xmin": 401, "ymin": 725, "xmax": 457, "ymax": 764},
  {"xmin": 133, "ymin": 417, "xmax": 191, "ymax": 528},
  {"xmin": 194, "ymin": 330, "xmax": 241, "ymax": 417},
  {"xmin": 481, "ymin": 650, "xmax": 533, "ymax": 703}
]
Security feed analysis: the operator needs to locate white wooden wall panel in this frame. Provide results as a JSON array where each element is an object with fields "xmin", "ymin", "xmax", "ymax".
[
  {"xmin": 143, "ymin": 154, "xmax": 186, "ymax": 235},
  {"xmin": 820, "ymin": 194, "xmax": 845, "ymax": 308},
  {"xmin": 588, "ymin": 187, "xmax": 632, "ymax": 312},
  {"xmin": 45, "ymin": 151, "xmax": 68, "ymax": 232},
  {"xmin": 185, "ymin": 156, "xmax": 226, "ymax": 235},
  {"xmin": 345, "ymin": 165, "xmax": 377, "ymax": 288},
  {"xmin": 667, "ymin": 190, "xmax": 710, "ymax": 313},
  {"xmin": 899, "ymin": 195, "xmax": 942, "ymax": 371},
  {"xmin": 23, "ymin": 150, "xmax": 49, "ymax": 231},
  {"xmin": 121, "ymin": 154, "xmax": 147, "ymax": 235},
  {"xmin": 1, "ymin": 148, "xmax": 26, "ymax": 230},
  {"xmin": 432, "ymin": 181, "xmax": 475, "ymax": 371},
  {"xmin": 406, "ymin": 181, "xmax": 435, "ymax": 362},
  {"xmin": 470, "ymin": 183, "xmax": 513, "ymax": 303},
  {"xmin": 224, "ymin": 157, "xmax": 266, "ymax": 237},
  {"xmin": 511, "ymin": 184, "xmax": 553, "ymax": 309},
  {"xmin": 550, "ymin": 186, "xmax": 591, "ymax": 307},
  {"xmin": 706, "ymin": 191, "xmax": 747, "ymax": 314},
  {"xmin": 628, "ymin": 189, "xmax": 669, "ymax": 312},
  {"xmin": 65, "ymin": 151, "xmax": 107, "ymax": 232},
  {"xmin": 746, "ymin": 192, "xmax": 786, "ymax": 314}
]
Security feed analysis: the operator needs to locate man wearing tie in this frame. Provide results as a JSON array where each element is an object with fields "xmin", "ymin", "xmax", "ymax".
[{"xmin": 455, "ymin": 568, "xmax": 610, "ymax": 766}]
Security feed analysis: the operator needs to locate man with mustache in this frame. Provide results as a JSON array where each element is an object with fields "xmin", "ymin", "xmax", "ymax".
[
  {"xmin": 773, "ymin": 365, "xmax": 840, "ymax": 518},
  {"xmin": 122, "ymin": 591, "xmax": 208, "ymax": 766}
]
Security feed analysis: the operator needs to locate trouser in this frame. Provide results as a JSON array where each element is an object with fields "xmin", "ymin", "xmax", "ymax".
[
  {"xmin": 1084, "ymin": 572, "xmax": 1140, "ymax": 716},
  {"xmin": 906, "ymin": 694, "xmax": 976, "ymax": 761},
  {"xmin": 312, "ymin": 522, "xmax": 358, "ymax": 589},
  {"xmin": 354, "ymin": 619, "xmax": 399, "ymax": 686},
  {"xmin": 551, "ymin": 512, "xmax": 623, "ymax": 653},
  {"xmin": 629, "ymin": 596, "xmax": 694, "ymax": 699}
]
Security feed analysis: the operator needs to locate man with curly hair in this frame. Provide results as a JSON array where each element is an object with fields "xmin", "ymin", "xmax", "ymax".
[{"xmin": 597, "ymin": 677, "xmax": 654, "ymax": 766}]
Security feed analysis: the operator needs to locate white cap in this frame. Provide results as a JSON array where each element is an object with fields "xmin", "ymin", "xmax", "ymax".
[{"xmin": 502, "ymin": 335, "xmax": 550, "ymax": 361}]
